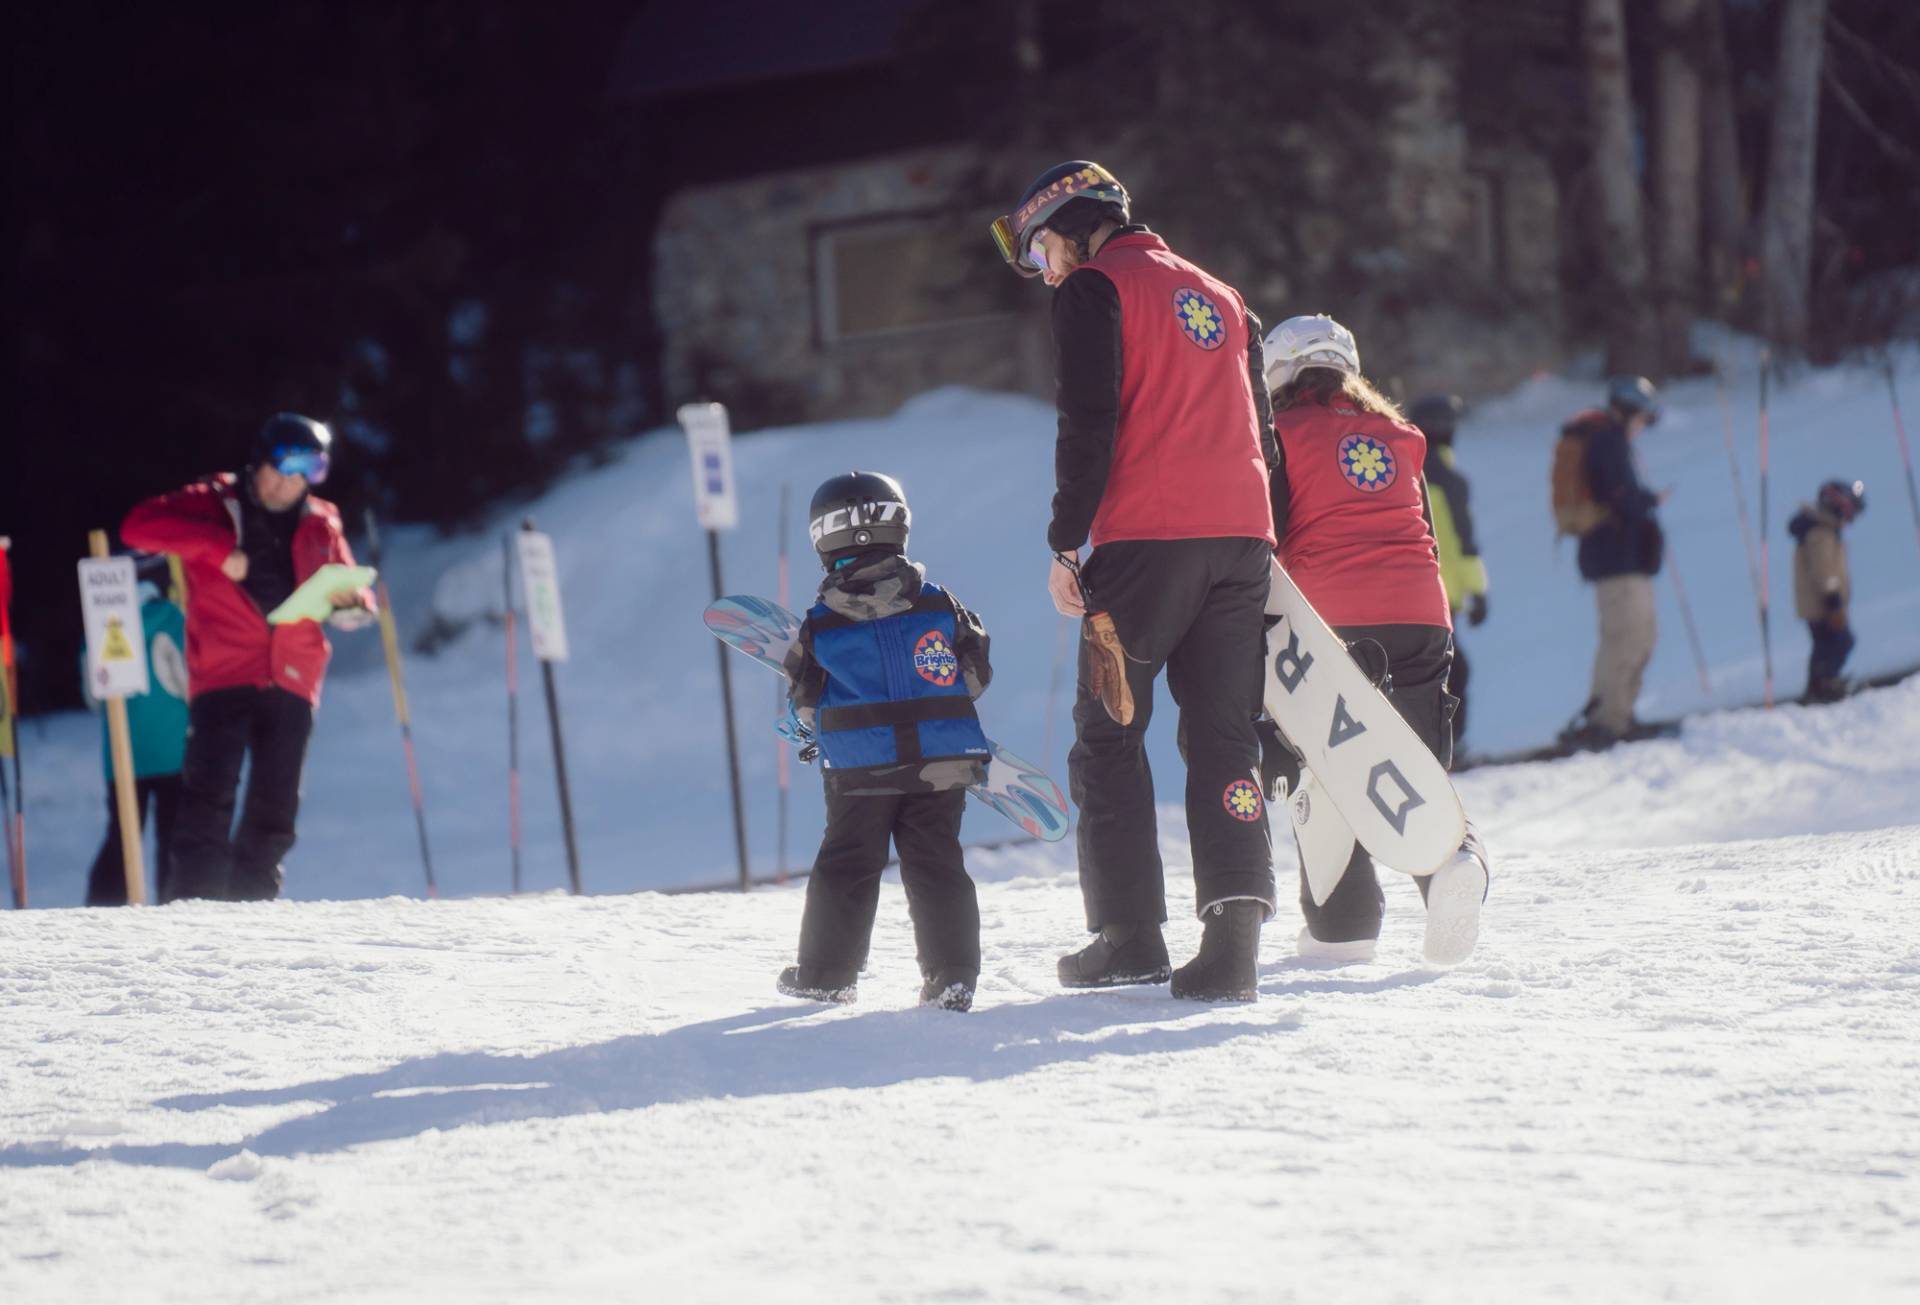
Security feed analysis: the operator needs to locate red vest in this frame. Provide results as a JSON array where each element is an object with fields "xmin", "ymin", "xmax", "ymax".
[
  {"xmin": 1274, "ymin": 400, "xmax": 1451, "ymax": 629},
  {"xmin": 120, "ymin": 475, "xmax": 368, "ymax": 705},
  {"xmin": 1078, "ymin": 234, "xmax": 1274, "ymax": 548}
]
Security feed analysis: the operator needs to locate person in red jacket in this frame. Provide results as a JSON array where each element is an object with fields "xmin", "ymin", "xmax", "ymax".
[
  {"xmin": 1261, "ymin": 315, "xmax": 1488, "ymax": 966},
  {"xmin": 992, "ymin": 160, "xmax": 1282, "ymax": 1001},
  {"xmin": 120, "ymin": 414, "xmax": 373, "ymax": 901}
]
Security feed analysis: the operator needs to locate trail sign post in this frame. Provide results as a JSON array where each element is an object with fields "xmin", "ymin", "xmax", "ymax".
[
  {"xmin": 678, "ymin": 402, "xmax": 751, "ymax": 892},
  {"xmin": 78, "ymin": 533, "xmax": 146, "ymax": 904},
  {"xmin": 518, "ymin": 520, "xmax": 581, "ymax": 894}
]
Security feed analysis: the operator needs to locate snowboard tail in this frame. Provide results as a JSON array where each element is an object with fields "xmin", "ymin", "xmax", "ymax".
[{"xmin": 1262, "ymin": 559, "xmax": 1464, "ymax": 874}]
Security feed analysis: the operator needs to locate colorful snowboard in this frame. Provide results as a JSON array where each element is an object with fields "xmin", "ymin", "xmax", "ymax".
[
  {"xmin": 703, "ymin": 596, "xmax": 1070, "ymax": 843},
  {"xmin": 1263, "ymin": 557, "xmax": 1465, "ymax": 875}
]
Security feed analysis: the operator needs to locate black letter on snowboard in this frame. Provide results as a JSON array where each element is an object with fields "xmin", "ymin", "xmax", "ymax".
[
  {"xmin": 1365, "ymin": 760, "xmax": 1425, "ymax": 836},
  {"xmin": 1271, "ymin": 620, "xmax": 1313, "ymax": 694},
  {"xmin": 1328, "ymin": 695, "xmax": 1367, "ymax": 749}
]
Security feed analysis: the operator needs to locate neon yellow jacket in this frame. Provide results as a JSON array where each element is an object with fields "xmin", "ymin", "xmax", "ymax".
[{"xmin": 1424, "ymin": 445, "xmax": 1488, "ymax": 613}]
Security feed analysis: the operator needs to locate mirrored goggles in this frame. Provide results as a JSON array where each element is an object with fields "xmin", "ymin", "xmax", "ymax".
[
  {"xmin": 269, "ymin": 446, "xmax": 330, "ymax": 484},
  {"xmin": 989, "ymin": 214, "xmax": 1044, "ymax": 278}
]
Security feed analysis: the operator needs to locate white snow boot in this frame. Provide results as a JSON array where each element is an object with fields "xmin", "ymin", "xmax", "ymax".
[
  {"xmin": 1422, "ymin": 837, "xmax": 1489, "ymax": 967},
  {"xmin": 1295, "ymin": 926, "xmax": 1377, "ymax": 964}
]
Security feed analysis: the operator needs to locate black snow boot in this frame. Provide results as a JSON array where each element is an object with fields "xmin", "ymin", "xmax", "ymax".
[
  {"xmin": 777, "ymin": 965, "xmax": 858, "ymax": 1004},
  {"xmin": 1170, "ymin": 900, "xmax": 1263, "ymax": 1002},
  {"xmin": 919, "ymin": 968, "xmax": 977, "ymax": 1012},
  {"xmin": 1057, "ymin": 922, "xmax": 1171, "ymax": 988}
]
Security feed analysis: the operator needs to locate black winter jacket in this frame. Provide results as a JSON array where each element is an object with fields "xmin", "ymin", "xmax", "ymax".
[{"xmin": 1575, "ymin": 416, "xmax": 1663, "ymax": 580}]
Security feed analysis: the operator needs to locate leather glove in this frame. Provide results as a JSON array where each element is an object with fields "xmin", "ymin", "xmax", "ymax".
[{"xmin": 1467, "ymin": 593, "xmax": 1488, "ymax": 627}]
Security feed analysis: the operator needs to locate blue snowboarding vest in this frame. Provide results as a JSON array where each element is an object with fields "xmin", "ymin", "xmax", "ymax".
[{"xmin": 808, "ymin": 583, "xmax": 991, "ymax": 772}]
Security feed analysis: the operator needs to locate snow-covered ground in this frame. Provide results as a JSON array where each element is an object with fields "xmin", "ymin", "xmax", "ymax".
[
  {"xmin": 3, "ymin": 333, "xmax": 1919, "ymax": 1300},
  {"xmin": 4, "ymin": 679, "xmax": 1918, "ymax": 1303}
]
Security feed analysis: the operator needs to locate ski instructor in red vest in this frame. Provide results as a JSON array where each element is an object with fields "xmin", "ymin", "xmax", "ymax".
[{"xmin": 992, "ymin": 161, "xmax": 1283, "ymax": 1001}]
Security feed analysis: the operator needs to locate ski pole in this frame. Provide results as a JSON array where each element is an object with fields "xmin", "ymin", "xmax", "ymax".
[
  {"xmin": 1665, "ymin": 540, "xmax": 1712, "ymax": 696},
  {"xmin": 365, "ymin": 508, "xmax": 438, "ymax": 898},
  {"xmin": 0, "ymin": 536, "xmax": 23, "ymax": 908},
  {"xmin": 1715, "ymin": 361, "xmax": 1764, "ymax": 609},
  {"xmin": 774, "ymin": 482, "xmax": 790, "ymax": 884},
  {"xmin": 1884, "ymin": 357, "xmax": 1920, "ymax": 562},
  {"xmin": 1758, "ymin": 351, "xmax": 1775, "ymax": 708},
  {"xmin": 503, "ymin": 534, "xmax": 522, "ymax": 895}
]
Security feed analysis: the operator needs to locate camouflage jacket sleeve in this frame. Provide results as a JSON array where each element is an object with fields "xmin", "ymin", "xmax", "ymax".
[
  {"xmin": 949, "ymin": 594, "xmax": 992, "ymax": 700},
  {"xmin": 785, "ymin": 618, "xmax": 828, "ymax": 728}
]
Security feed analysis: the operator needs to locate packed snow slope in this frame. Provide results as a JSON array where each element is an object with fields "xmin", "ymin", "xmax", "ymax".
[
  {"xmin": 12, "ymin": 329, "xmax": 1920, "ymax": 899},
  {"xmin": 3, "ymin": 680, "xmax": 1919, "ymax": 1303}
]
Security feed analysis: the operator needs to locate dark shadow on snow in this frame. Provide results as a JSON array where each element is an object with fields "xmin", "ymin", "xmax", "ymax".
[{"xmin": 0, "ymin": 994, "xmax": 1284, "ymax": 1172}]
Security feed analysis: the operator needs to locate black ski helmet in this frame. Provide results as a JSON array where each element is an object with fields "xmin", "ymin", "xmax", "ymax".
[
  {"xmin": 1605, "ymin": 376, "xmax": 1661, "ymax": 423},
  {"xmin": 809, "ymin": 471, "xmax": 910, "ymax": 563},
  {"xmin": 250, "ymin": 413, "xmax": 333, "ymax": 481},
  {"xmin": 1408, "ymin": 394, "xmax": 1465, "ymax": 442},
  {"xmin": 990, "ymin": 161, "xmax": 1130, "ymax": 277},
  {"xmin": 1818, "ymin": 478, "xmax": 1866, "ymax": 521}
]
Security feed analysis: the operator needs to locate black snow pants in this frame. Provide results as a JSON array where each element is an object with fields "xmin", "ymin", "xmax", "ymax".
[
  {"xmin": 1806, "ymin": 620, "xmax": 1855, "ymax": 698},
  {"xmin": 169, "ymin": 686, "xmax": 315, "ymax": 902},
  {"xmin": 798, "ymin": 787, "xmax": 980, "ymax": 980},
  {"xmin": 1069, "ymin": 537, "xmax": 1275, "ymax": 931},
  {"xmin": 1264, "ymin": 623, "xmax": 1459, "ymax": 944},
  {"xmin": 1447, "ymin": 635, "xmax": 1470, "ymax": 752},
  {"xmin": 85, "ymin": 774, "xmax": 182, "ymax": 906}
]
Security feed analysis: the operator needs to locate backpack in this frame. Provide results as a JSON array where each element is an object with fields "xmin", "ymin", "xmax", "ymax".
[{"xmin": 1551, "ymin": 413, "xmax": 1611, "ymax": 537}]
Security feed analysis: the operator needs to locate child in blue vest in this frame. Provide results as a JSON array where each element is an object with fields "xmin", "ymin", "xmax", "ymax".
[{"xmin": 779, "ymin": 472, "xmax": 993, "ymax": 1011}]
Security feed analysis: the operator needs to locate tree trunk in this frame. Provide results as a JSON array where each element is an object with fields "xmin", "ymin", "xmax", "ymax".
[
  {"xmin": 1654, "ymin": 0, "xmax": 1704, "ymax": 373},
  {"xmin": 1581, "ymin": 0, "xmax": 1661, "ymax": 377},
  {"xmin": 1699, "ymin": 0, "xmax": 1749, "ymax": 319},
  {"xmin": 1758, "ymin": 0, "xmax": 1827, "ymax": 354}
]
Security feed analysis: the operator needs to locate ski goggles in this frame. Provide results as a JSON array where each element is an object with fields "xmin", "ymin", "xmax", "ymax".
[
  {"xmin": 989, "ymin": 216, "xmax": 1049, "ymax": 278},
  {"xmin": 267, "ymin": 445, "xmax": 330, "ymax": 484}
]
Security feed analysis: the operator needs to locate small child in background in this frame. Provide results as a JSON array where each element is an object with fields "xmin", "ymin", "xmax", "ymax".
[
  {"xmin": 1790, "ymin": 479, "xmax": 1866, "ymax": 703},
  {"xmin": 780, "ymin": 472, "xmax": 992, "ymax": 1011}
]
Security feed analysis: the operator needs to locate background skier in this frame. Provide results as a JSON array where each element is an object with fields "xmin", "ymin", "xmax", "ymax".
[
  {"xmin": 1411, "ymin": 393, "xmax": 1488, "ymax": 754},
  {"xmin": 119, "ymin": 414, "xmax": 372, "ymax": 901},
  {"xmin": 1791, "ymin": 478, "xmax": 1866, "ymax": 702},
  {"xmin": 1558, "ymin": 376, "xmax": 1666, "ymax": 747},
  {"xmin": 992, "ymin": 160, "xmax": 1279, "ymax": 1001}
]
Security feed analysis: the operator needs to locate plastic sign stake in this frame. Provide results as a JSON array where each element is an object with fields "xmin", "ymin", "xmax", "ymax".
[{"xmin": 79, "ymin": 532, "xmax": 146, "ymax": 904}]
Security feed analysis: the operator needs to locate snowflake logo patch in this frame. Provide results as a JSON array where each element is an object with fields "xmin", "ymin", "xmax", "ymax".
[
  {"xmin": 1173, "ymin": 287, "xmax": 1227, "ymax": 351},
  {"xmin": 1337, "ymin": 432, "xmax": 1397, "ymax": 492},
  {"xmin": 1222, "ymin": 779, "xmax": 1265, "ymax": 822},
  {"xmin": 913, "ymin": 630, "xmax": 959, "ymax": 686}
]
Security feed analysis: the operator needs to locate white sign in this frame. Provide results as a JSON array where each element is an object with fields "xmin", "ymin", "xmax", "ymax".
[
  {"xmin": 78, "ymin": 557, "xmax": 150, "ymax": 698},
  {"xmin": 516, "ymin": 530, "xmax": 569, "ymax": 663},
  {"xmin": 678, "ymin": 401, "xmax": 739, "ymax": 532}
]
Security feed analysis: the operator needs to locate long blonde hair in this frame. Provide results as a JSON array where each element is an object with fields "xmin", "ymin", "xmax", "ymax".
[{"xmin": 1275, "ymin": 367, "xmax": 1405, "ymax": 422}]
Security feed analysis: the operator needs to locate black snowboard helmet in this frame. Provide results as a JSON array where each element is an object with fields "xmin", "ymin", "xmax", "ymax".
[
  {"xmin": 809, "ymin": 471, "xmax": 911, "ymax": 566},
  {"xmin": 250, "ymin": 412, "xmax": 333, "ymax": 483},
  {"xmin": 1408, "ymin": 394, "xmax": 1465, "ymax": 443},
  {"xmin": 1605, "ymin": 376, "xmax": 1661, "ymax": 424},
  {"xmin": 1818, "ymin": 478, "xmax": 1866, "ymax": 522},
  {"xmin": 990, "ymin": 161, "xmax": 1130, "ymax": 277}
]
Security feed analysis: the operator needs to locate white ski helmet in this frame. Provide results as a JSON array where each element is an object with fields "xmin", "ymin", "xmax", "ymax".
[{"xmin": 1262, "ymin": 314, "xmax": 1360, "ymax": 393}]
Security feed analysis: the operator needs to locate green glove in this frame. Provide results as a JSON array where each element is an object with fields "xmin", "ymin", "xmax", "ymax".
[{"xmin": 266, "ymin": 564, "xmax": 377, "ymax": 625}]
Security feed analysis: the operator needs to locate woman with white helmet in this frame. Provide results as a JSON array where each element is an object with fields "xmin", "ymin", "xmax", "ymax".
[{"xmin": 1262, "ymin": 314, "xmax": 1489, "ymax": 966}]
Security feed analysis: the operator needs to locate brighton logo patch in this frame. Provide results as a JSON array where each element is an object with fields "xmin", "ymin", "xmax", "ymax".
[
  {"xmin": 913, "ymin": 630, "xmax": 959, "ymax": 686},
  {"xmin": 1173, "ymin": 288, "xmax": 1227, "ymax": 351},
  {"xmin": 1337, "ymin": 432, "xmax": 1397, "ymax": 492},
  {"xmin": 1222, "ymin": 779, "xmax": 1264, "ymax": 822}
]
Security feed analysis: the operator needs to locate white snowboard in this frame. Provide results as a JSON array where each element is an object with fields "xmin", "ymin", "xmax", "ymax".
[{"xmin": 1263, "ymin": 558, "xmax": 1465, "ymax": 875}]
